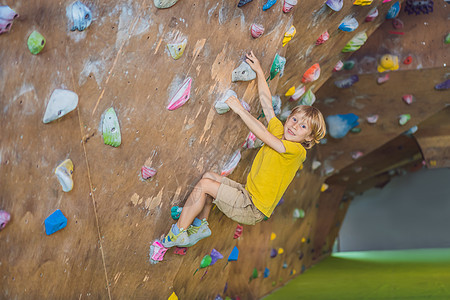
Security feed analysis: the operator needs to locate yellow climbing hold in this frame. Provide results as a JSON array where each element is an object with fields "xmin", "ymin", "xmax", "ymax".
[
  {"xmin": 353, "ymin": 0, "xmax": 373, "ymax": 5},
  {"xmin": 285, "ymin": 86, "xmax": 295, "ymax": 97},
  {"xmin": 377, "ymin": 54, "xmax": 399, "ymax": 73},
  {"xmin": 430, "ymin": 160, "xmax": 437, "ymax": 166},
  {"xmin": 270, "ymin": 232, "xmax": 277, "ymax": 240},
  {"xmin": 278, "ymin": 248, "xmax": 284, "ymax": 254},
  {"xmin": 301, "ymin": 237, "xmax": 306, "ymax": 243},
  {"xmin": 168, "ymin": 292, "xmax": 178, "ymax": 300},
  {"xmin": 167, "ymin": 38, "xmax": 187, "ymax": 60},
  {"xmin": 282, "ymin": 25, "xmax": 296, "ymax": 47},
  {"xmin": 321, "ymin": 183, "xmax": 329, "ymax": 192},
  {"xmin": 292, "ymin": 269, "xmax": 297, "ymax": 275}
]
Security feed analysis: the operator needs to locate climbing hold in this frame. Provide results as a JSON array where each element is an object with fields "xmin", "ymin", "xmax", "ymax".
[
  {"xmin": 232, "ymin": 61, "xmax": 256, "ymax": 82},
  {"xmin": 386, "ymin": 1, "xmax": 400, "ymax": 19},
  {"xmin": 351, "ymin": 127, "xmax": 361, "ymax": 133},
  {"xmin": 366, "ymin": 114, "xmax": 379, "ymax": 124},
  {"xmin": 283, "ymin": 262, "xmax": 288, "ymax": 269},
  {"xmin": 0, "ymin": 18, "xmax": 12, "ymax": 34},
  {"xmin": 315, "ymin": 31, "xmax": 329, "ymax": 45},
  {"xmin": 282, "ymin": 25, "xmax": 296, "ymax": 47},
  {"xmin": 154, "ymin": 0, "xmax": 179, "ymax": 9},
  {"xmin": 43, "ymin": 89, "xmax": 78, "ymax": 123},
  {"xmin": 299, "ymin": 89, "xmax": 316, "ymax": 106},
  {"xmin": 377, "ymin": 54, "xmax": 399, "ymax": 73},
  {"xmin": 342, "ymin": 32, "xmax": 367, "ymax": 52},
  {"xmin": 285, "ymin": 86, "xmax": 296, "ymax": 97},
  {"xmin": 27, "ymin": 31, "xmax": 46, "ymax": 55},
  {"xmin": 402, "ymin": 94, "xmax": 413, "ymax": 105},
  {"xmin": 302, "ymin": 63, "xmax": 320, "ymax": 83},
  {"xmin": 334, "ymin": 75, "xmax": 359, "ymax": 88},
  {"xmin": 200, "ymin": 255, "xmax": 212, "ymax": 268},
  {"xmin": 263, "ymin": 0, "xmax": 277, "ymax": 11},
  {"xmin": 404, "ymin": 125, "xmax": 418, "ymax": 135},
  {"xmin": 0, "ymin": 5, "xmax": 19, "ymax": 20},
  {"xmin": 312, "ymin": 160, "xmax": 321, "ymax": 170},
  {"xmin": 210, "ymin": 249, "xmax": 224, "ymax": 265},
  {"xmin": 0, "ymin": 210, "xmax": 11, "ymax": 231},
  {"xmin": 435, "ymin": 79, "xmax": 450, "ymax": 90},
  {"xmin": 320, "ymin": 183, "xmax": 328, "ymax": 192},
  {"xmin": 228, "ymin": 246, "xmax": 239, "ymax": 261},
  {"xmin": 289, "ymin": 85, "xmax": 305, "ymax": 101},
  {"xmin": 242, "ymin": 132, "xmax": 263, "ymax": 149},
  {"xmin": 149, "ymin": 240, "xmax": 168, "ymax": 263},
  {"xmin": 293, "ymin": 208, "xmax": 305, "ymax": 219},
  {"xmin": 301, "ymin": 237, "xmax": 306, "ymax": 243},
  {"xmin": 102, "ymin": 108, "xmax": 121, "ymax": 147},
  {"xmin": 171, "ymin": 206, "xmax": 182, "ymax": 220},
  {"xmin": 141, "ymin": 166, "xmax": 157, "ymax": 180},
  {"xmin": 264, "ymin": 268, "xmax": 270, "ymax": 278},
  {"xmin": 351, "ymin": 151, "xmax": 364, "ymax": 160},
  {"xmin": 174, "ymin": 247, "xmax": 187, "ymax": 255},
  {"xmin": 404, "ymin": 0, "xmax": 433, "ymax": 15},
  {"xmin": 283, "ymin": 0, "xmax": 297, "ymax": 13},
  {"xmin": 270, "ymin": 248, "xmax": 277, "ymax": 258},
  {"xmin": 270, "ymin": 232, "xmax": 276, "ymax": 240},
  {"xmin": 326, "ymin": 113, "xmax": 359, "ymax": 139},
  {"xmin": 167, "ymin": 77, "xmax": 192, "ymax": 111},
  {"xmin": 326, "ymin": 0, "xmax": 343, "ymax": 11},
  {"xmin": 215, "ymin": 90, "xmax": 236, "ymax": 114},
  {"xmin": 167, "ymin": 38, "xmax": 187, "ymax": 60},
  {"xmin": 333, "ymin": 61, "xmax": 344, "ymax": 72},
  {"xmin": 234, "ymin": 224, "xmax": 243, "ymax": 239},
  {"xmin": 221, "ymin": 149, "xmax": 241, "ymax": 177},
  {"xmin": 168, "ymin": 292, "xmax": 178, "ymax": 300},
  {"xmin": 365, "ymin": 8, "xmax": 378, "ymax": 22},
  {"xmin": 268, "ymin": 54, "xmax": 286, "ymax": 80},
  {"xmin": 67, "ymin": 1, "xmax": 92, "ymax": 31},
  {"xmin": 445, "ymin": 33, "xmax": 450, "ymax": 44},
  {"xmin": 250, "ymin": 23, "xmax": 264, "ymax": 38},
  {"xmin": 238, "ymin": 0, "xmax": 253, "ymax": 7},
  {"xmin": 45, "ymin": 209, "xmax": 67, "ymax": 235},
  {"xmin": 403, "ymin": 56, "xmax": 412, "ymax": 65},
  {"xmin": 377, "ymin": 73, "xmax": 390, "ymax": 84},
  {"xmin": 339, "ymin": 17, "xmax": 359, "ymax": 32},
  {"xmin": 272, "ymin": 95, "xmax": 282, "ymax": 115},
  {"xmin": 278, "ymin": 248, "xmax": 284, "ymax": 255},
  {"xmin": 55, "ymin": 159, "xmax": 74, "ymax": 192},
  {"xmin": 343, "ymin": 60, "xmax": 356, "ymax": 70},
  {"xmin": 251, "ymin": 268, "xmax": 258, "ymax": 279},
  {"xmin": 392, "ymin": 18, "xmax": 404, "ymax": 29},
  {"xmin": 399, "ymin": 114, "xmax": 411, "ymax": 126},
  {"xmin": 353, "ymin": 0, "xmax": 373, "ymax": 5}
]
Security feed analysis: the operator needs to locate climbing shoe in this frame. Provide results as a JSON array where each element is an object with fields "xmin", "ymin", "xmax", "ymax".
[
  {"xmin": 185, "ymin": 219, "xmax": 211, "ymax": 247},
  {"xmin": 162, "ymin": 224, "xmax": 190, "ymax": 248}
]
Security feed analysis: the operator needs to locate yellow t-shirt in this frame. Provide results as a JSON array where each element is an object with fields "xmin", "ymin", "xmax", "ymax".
[{"xmin": 245, "ymin": 117, "xmax": 306, "ymax": 217}]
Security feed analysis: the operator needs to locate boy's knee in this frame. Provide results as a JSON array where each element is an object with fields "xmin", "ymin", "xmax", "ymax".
[{"xmin": 202, "ymin": 172, "xmax": 219, "ymax": 181}]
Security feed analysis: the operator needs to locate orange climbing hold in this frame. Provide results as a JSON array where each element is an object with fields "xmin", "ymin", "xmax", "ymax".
[{"xmin": 301, "ymin": 63, "xmax": 320, "ymax": 83}]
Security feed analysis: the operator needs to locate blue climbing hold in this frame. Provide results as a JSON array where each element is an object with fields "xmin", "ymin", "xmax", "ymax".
[
  {"xmin": 264, "ymin": 267, "xmax": 270, "ymax": 278},
  {"xmin": 334, "ymin": 75, "xmax": 359, "ymax": 88},
  {"xmin": 44, "ymin": 209, "xmax": 67, "ymax": 235},
  {"xmin": 263, "ymin": 0, "xmax": 277, "ymax": 11},
  {"xmin": 171, "ymin": 206, "xmax": 182, "ymax": 220},
  {"xmin": 326, "ymin": 113, "xmax": 359, "ymax": 139},
  {"xmin": 386, "ymin": 1, "xmax": 400, "ymax": 19},
  {"xmin": 228, "ymin": 246, "xmax": 239, "ymax": 261}
]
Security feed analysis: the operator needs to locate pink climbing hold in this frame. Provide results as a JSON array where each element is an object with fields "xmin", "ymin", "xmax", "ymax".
[
  {"xmin": 402, "ymin": 94, "xmax": 413, "ymax": 105},
  {"xmin": 149, "ymin": 240, "xmax": 168, "ymax": 264},
  {"xmin": 351, "ymin": 151, "xmax": 364, "ymax": 160},
  {"xmin": 366, "ymin": 114, "xmax": 379, "ymax": 124},
  {"xmin": 234, "ymin": 224, "xmax": 243, "ymax": 239},
  {"xmin": 251, "ymin": 23, "xmax": 264, "ymax": 38},
  {"xmin": 282, "ymin": 0, "xmax": 297, "ymax": 13},
  {"xmin": 167, "ymin": 77, "xmax": 192, "ymax": 111},
  {"xmin": 221, "ymin": 150, "xmax": 241, "ymax": 177},
  {"xmin": 301, "ymin": 63, "xmax": 320, "ymax": 83},
  {"xmin": 392, "ymin": 18, "xmax": 404, "ymax": 29},
  {"xmin": 0, "ymin": 210, "xmax": 11, "ymax": 231},
  {"xmin": 333, "ymin": 61, "xmax": 344, "ymax": 72},
  {"xmin": 377, "ymin": 73, "xmax": 390, "ymax": 84},
  {"xmin": 365, "ymin": 8, "xmax": 378, "ymax": 22},
  {"xmin": 174, "ymin": 247, "xmax": 187, "ymax": 255},
  {"xmin": 316, "ymin": 31, "xmax": 330, "ymax": 45},
  {"xmin": 141, "ymin": 166, "xmax": 157, "ymax": 179}
]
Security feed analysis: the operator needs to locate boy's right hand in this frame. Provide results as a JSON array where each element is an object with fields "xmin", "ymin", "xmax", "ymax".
[
  {"xmin": 245, "ymin": 51, "xmax": 263, "ymax": 75},
  {"xmin": 225, "ymin": 95, "xmax": 244, "ymax": 113}
]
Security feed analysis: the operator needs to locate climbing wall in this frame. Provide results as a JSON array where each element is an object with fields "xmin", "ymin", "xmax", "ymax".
[{"xmin": 1, "ymin": 0, "xmax": 447, "ymax": 299}]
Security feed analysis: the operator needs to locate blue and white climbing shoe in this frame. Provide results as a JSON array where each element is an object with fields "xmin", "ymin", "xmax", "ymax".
[
  {"xmin": 185, "ymin": 219, "xmax": 211, "ymax": 247},
  {"xmin": 162, "ymin": 225, "xmax": 190, "ymax": 248}
]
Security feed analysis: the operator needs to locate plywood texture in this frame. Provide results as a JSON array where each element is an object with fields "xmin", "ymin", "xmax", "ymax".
[{"xmin": 0, "ymin": 0, "xmax": 394, "ymax": 299}]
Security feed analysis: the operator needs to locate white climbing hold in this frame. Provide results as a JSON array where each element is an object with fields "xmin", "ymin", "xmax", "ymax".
[
  {"xmin": 167, "ymin": 38, "xmax": 187, "ymax": 60},
  {"xmin": 67, "ymin": 1, "xmax": 92, "ymax": 31},
  {"xmin": 215, "ymin": 90, "xmax": 237, "ymax": 114},
  {"xmin": 232, "ymin": 61, "xmax": 256, "ymax": 82},
  {"xmin": 154, "ymin": 0, "xmax": 179, "ymax": 9},
  {"xmin": 43, "ymin": 89, "xmax": 79, "ymax": 124},
  {"xmin": 55, "ymin": 159, "xmax": 74, "ymax": 192},
  {"xmin": 221, "ymin": 150, "xmax": 241, "ymax": 177}
]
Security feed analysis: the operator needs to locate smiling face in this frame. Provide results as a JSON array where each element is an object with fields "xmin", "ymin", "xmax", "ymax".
[{"xmin": 283, "ymin": 112, "xmax": 313, "ymax": 143}]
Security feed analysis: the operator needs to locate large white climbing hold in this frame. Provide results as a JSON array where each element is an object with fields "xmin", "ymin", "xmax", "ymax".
[
  {"xmin": 232, "ymin": 61, "xmax": 256, "ymax": 82},
  {"xmin": 154, "ymin": 0, "xmax": 179, "ymax": 9},
  {"xmin": 43, "ymin": 89, "xmax": 79, "ymax": 124},
  {"xmin": 215, "ymin": 90, "xmax": 237, "ymax": 114},
  {"xmin": 67, "ymin": 1, "xmax": 92, "ymax": 31},
  {"xmin": 221, "ymin": 150, "xmax": 241, "ymax": 177},
  {"xmin": 0, "ymin": 5, "xmax": 19, "ymax": 20},
  {"xmin": 55, "ymin": 159, "xmax": 74, "ymax": 192}
]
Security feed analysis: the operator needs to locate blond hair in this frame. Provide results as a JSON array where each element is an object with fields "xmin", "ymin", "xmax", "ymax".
[{"xmin": 288, "ymin": 105, "xmax": 326, "ymax": 149}]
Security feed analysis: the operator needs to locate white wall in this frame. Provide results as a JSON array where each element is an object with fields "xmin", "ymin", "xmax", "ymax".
[{"xmin": 339, "ymin": 168, "xmax": 450, "ymax": 251}]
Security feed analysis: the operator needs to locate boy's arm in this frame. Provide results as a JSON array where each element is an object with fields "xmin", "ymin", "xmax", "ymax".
[
  {"xmin": 245, "ymin": 51, "xmax": 276, "ymax": 122},
  {"xmin": 226, "ymin": 96, "xmax": 286, "ymax": 153}
]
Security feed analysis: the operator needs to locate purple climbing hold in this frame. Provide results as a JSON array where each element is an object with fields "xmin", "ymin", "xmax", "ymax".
[
  {"xmin": 0, "ymin": 210, "xmax": 11, "ymax": 231},
  {"xmin": 435, "ymin": 79, "xmax": 450, "ymax": 90},
  {"xmin": 263, "ymin": 0, "xmax": 277, "ymax": 11},
  {"xmin": 270, "ymin": 248, "xmax": 278, "ymax": 258},
  {"xmin": 334, "ymin": 75, "xmax": 359, "ymax": 88},
  {"xmin": 404, "ymin": 0, "xmax": 433, "ymax": 15},
  {"xmin": 238, "ymin": 0, "xmax": 253, "ymax": 7},
  {"xmin": 326, "ymin": 0, "xmax": 343, "ymax": 12},
  {"xmin": 210, "ymin": 249, "xmax": 224, "ymax": 265}
]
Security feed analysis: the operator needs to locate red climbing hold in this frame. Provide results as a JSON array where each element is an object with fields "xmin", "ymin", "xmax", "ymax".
[
  {"xmin": 403, "ymin": 56, "xmax": 412, "ymax": 65},
  {"xmin": 402, "ymin": 94, "xmax": 413, "ymax": 105},
  {"xmin": 174, "ymin": 247, "xmax": 187, "ymax": 255},
  {"xmin": 392, "ymin": 18, "xmax": 404, "ymax": 29},
  {"xmin": 316, "ymin": 31, "xmax": 329, "ymax": 45},
  {"xmin": 141, "ymin": 166, "xmax": 157, "ymax": 179},
  {"xmin": 234, "ymin": 224, "xmax": 243, "ymax": 239},
  {"xmin": 283, "ymin": 0, "xmax": 297, "ymax": 13},
  {"xmin": 301, "ymin": 63, "xmax": 320, "ymax": 83},
  {"xmin": 377, "ymin": 73, "xmax": 389, "ymax": 84},
  {"xmin": 251, "ymin": 23, "xmax": 264, "ymax": 38}
]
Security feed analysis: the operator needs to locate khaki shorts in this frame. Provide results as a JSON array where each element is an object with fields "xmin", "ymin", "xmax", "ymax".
[{"xmin": 213, "ymin": 177, "xmax": 265, "ymax": 225}]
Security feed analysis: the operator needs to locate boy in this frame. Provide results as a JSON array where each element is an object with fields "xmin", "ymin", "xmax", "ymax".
[{"xmin": 162, "ymin": 51, "xmax": 326, "ymax": 248}]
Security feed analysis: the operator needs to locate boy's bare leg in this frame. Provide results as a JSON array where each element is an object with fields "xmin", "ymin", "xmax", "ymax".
[
  {"xmin": 176, "ymin": 177, "xmax": 221, "ymax": 229},
  {"xmin": 196, "ymin": 172, "xmax": 224, "ymax": 220}
]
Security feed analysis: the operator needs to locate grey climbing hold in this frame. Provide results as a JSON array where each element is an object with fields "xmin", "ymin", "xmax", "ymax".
[
  {"xmin": 154, "ymin": 0, "xmax": 179, "ymax": 9},
  {"xmin": 67, "ymin": 1, "xmax": 92, "ymax": 31},
  {"xmin": 232, "ymin": 61, "xmax": 256, "ymax": 82},
  {"xmin": 43, "ymin": 89, "xmax": 79, "ymax": 123},
  {"xmin": 215, "ymin": 90, "xmax": 237, "ymax": 114}
]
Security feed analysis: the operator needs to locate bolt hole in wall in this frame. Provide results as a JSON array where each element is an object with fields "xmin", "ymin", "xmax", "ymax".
[{"xmin": 334, "ymin": 168, "xmax": 450, "ymax": 252}]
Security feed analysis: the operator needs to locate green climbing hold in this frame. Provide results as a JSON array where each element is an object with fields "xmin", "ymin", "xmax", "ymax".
[
  {"xmin": 27, "ymin": 31, "xmax": 46, "ymax": 55},
  {"xmin": 268, "ymin": 53, "xmax": 286, "ymax": 80},
  {"xmin": 343, "ymin": 60, "xmax": 356, "ymax": 70},
  {"xmin": 445, "ymin": 33, "xmax": 450, "ymax": 44},
  {"xmin": 350, "ymin": 127, "xmax": 361, "ymax": 133},
  {"xmin": 272, "ymin": 281, "xmax": 276, "ymax": 287},
  {"xmin": 293, "ymin": 208, "xmax": 305, "ymax": 219},
  {"xmin": 102, "ymin": 108, "xmax": 121, "ymax": 147},
  {"xmin": 299, "ymin": 88, "xmax": 316, "ymax": 106},
  {"xmin": 252, "ymin": 268, "xmax": 258, "ymax": 279},
  {"xmin": 342, "ymin": 32, "xmax": 367, "ymax": 53},
  {"xmin": 200, "ymin": 255, "xmax": 212, "ymax": 268}
]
